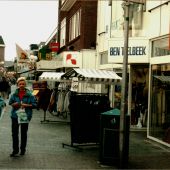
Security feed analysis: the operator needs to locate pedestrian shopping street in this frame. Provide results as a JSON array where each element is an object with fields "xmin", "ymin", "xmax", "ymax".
[{"xmin": 0, "ymin": 98, "xmax": 170, "ymax": 169}]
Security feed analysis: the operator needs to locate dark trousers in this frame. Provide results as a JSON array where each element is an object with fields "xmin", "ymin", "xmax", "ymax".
[{"xmin": 11, "ymin": 118, "xmax": 29, "ymax": 153}]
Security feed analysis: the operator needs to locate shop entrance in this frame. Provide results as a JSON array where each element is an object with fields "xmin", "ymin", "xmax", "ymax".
[{"xmin": 131, "ymin": 65, "xmax": 149, "ymax": 128}]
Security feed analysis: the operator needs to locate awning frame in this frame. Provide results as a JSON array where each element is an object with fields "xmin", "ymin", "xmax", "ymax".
[{"xmin": 61, "ymin": 68, "xmax": 122, "ymax": 85}]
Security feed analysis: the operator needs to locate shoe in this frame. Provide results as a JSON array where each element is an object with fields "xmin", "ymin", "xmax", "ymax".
[
  {"xmin": 10, "ymin": 151, "xmax": 19, "ymax": 157},
  {"xmin": 20, "ymin": 151, "xmax": 25, "ymax": 156}
]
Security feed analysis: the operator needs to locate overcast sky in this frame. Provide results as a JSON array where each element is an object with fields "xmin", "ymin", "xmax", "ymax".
[{"xmin": 0, "ymin": 0, "xmax": 58, "ymax": 61}]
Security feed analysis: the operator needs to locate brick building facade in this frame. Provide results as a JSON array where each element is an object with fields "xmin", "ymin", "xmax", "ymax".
[{"xmin": 58, "ymin": 0, "xmax": 97, "ymax": 53}]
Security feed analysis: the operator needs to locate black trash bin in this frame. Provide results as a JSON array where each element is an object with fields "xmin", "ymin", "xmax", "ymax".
[{"xmin": 99, "ymin": 108, "xmax": 130, "ymax": 166}]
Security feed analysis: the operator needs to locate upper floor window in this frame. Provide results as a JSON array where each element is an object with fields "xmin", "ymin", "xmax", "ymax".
[
  {"xmin": 69, "ymin": 8, "xmax": 81, "ymax": 42},
  {"xmin": 60, "ymin": 18, "xmax": 66, "ymax": 47},
  {"xmin": 111, "ymin": 0, "xmax": 145, "ymax": 37}
]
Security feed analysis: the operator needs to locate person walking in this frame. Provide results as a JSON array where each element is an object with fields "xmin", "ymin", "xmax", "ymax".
[
  {"xmin": 0, "ymin": 76, "xmax": 11, "ymax": 99},
  {"xmin": 8, "ymin": 77, "xmax": 37, "ymax": 157}
]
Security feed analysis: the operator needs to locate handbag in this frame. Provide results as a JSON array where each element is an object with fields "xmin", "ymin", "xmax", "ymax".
[{"xmin": 16, "ymin": 108, "xmax": 29, "ymax": 124}]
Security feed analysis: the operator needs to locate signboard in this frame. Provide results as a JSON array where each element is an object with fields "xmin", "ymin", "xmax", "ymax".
[
  {"xmin": 62, "ymin": 52, "xmax": 82, "ymax": 67},
  {"xmin": 108, "ymin": 38, "xmax": 149, "ymax": 63},
  {"xmin": 50, "ymin": 42, "xmax": 59, "ymax": 52}
]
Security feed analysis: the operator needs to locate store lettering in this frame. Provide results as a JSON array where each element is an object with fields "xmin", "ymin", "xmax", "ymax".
[
  {"xmin": 110, "ymin": 46, "xmax": 146, "ymax": 56},
  {"xmin": 154, "ymin": 47, "xmax": 170, "ymax": 57}
]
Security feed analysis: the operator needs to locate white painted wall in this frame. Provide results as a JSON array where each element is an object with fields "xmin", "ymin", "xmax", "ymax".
[{"xmin": 96, "ymin": 0, "xmax": 170, "ymax": 66}]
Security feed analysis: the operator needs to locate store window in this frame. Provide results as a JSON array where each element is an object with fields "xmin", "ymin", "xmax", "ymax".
[
  {"xmin": 152, "ymin": 37, "xmax": 170, "ymax": 57},
  {"xmin": 150, "ymin": 64, "xmax": 170, "ymax": 144},
  {"xmin": 69, "ymin": 9, "xmax": 81, "ymax": 42},
  {"xmin": 110, "ymin": 0, "xmax": 145, "ymax": 37}
]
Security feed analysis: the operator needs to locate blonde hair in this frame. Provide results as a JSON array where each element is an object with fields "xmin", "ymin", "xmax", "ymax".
[{"xmin": 17, "ymin": 77, "xmax": 26, "ymax": 85}]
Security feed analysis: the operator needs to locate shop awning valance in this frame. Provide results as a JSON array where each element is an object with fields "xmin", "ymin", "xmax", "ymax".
[
  {"xmin": 154, "ymin": 75, "xmax": 170, "ymax": 82},
  {"xmin": 61, "ymin": 68, "xmax": 122, "ymax": 84},
  {"xmin": 39, "ymin": 72, "xmax": 65, "ymax": 81}
]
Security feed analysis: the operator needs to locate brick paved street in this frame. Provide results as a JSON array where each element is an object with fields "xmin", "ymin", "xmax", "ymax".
[{"xmin": 0, "ymin": 94, "xmax": 170, "ymax": 169}]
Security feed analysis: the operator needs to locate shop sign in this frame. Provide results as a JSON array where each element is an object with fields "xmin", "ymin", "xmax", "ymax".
[
  {"xmin": 63, "ymin": 52, "xmax": 81, "ymax": 67},
  {"xmin": 110, "ymin": 46, "xmax": 146, "ymax": 56},
  {"xmin": 50, "ymin": 42, "xmax": 59, "ymax": 52},
  {"xmin": 152, "ymin": 37, "xmax": 170, "ymax": 57},
  {"xmin": 108, "ymin": 38, "xmax": 149, "ymax": 63}
]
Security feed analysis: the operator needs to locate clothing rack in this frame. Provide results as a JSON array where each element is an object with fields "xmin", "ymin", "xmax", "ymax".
[
  {"xmin": 62, "ymin": 92, "xmax": 111, "ymax": 150},
  {"xmin": 40, "ymin": 87, "xmax": 71, "ymax": 124}
]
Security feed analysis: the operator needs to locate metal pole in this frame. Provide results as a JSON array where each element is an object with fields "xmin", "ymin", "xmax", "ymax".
[{"xmin": 119, "ymin": 0, "xmax": 130, "ymax": 168}]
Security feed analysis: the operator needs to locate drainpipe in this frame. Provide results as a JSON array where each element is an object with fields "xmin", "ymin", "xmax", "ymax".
[{"xmin": 108, "ymin": 0, "xmax": 112, "ymax": 39}]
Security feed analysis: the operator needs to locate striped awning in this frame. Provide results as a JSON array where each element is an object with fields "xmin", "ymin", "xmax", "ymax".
[
  {"xmin": 154, "ymin": 75, "xmax": 170, "ymax": 82},
  {"xmin": 61, "ymin": 68, "xmax": 122, "ymax": 84},
  {"xmin": 39, "ymin": 72, "xmax": 65, "ymax": 81}
]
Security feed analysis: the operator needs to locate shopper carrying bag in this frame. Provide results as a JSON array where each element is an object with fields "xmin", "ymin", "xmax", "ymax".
[{"xmin": 9, "ymin": 77, "xmax": 37, "ymax": 157}]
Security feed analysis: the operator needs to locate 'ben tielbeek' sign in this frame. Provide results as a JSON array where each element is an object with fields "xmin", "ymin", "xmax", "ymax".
[{"xmin": 110, "ymin": 46, "xmax": 146, "ymax": 56}]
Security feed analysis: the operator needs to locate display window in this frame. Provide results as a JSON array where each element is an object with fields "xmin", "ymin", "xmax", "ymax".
[{"xmin": 150, "ymin": 64, "xmax": 170, "ymax": 144}]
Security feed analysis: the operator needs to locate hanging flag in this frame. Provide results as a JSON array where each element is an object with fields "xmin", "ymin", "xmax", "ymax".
[{"xmin": 16, "ymin": 43, "xmax": 28, "ymax": 60}]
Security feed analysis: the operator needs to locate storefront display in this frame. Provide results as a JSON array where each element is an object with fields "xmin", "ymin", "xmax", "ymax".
[{"xmin": 150, "ymin": 64, "xmax": 170, "ymax": 144}]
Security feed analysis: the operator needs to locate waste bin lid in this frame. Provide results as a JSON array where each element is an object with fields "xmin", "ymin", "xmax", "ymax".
[{"xmin": 101, "ymin": 108, "xmax": 120, "ymax": 115}]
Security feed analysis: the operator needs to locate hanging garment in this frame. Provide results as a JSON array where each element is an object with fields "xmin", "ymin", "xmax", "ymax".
[
  {"xmin": 37, "ymin": 88, "xmax": 52, "ymax": 112},
  {"xmin": 57, "ymin": 91, "xmax": 66, "ymax": 113},
  {"xmin": 48, "ymin": 90, "xmax": 57, "ymax": 113},
  {"xmin": 63, "ymin": 91, "xmax": 71, "ymax": 113}
]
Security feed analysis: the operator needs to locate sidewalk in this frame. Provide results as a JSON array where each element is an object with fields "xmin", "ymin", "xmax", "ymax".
[{"xmin": 0, "ymin": 104, "xmax": 170, "ymax": 169}]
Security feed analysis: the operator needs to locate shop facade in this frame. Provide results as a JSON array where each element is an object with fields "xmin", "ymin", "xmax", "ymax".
[
  {"xmin": 96, "ymin": 0, "xmax": 149, "ymax": 125},
  {"xmin": 96, "ymin": 0, "xmax": 170, "ymax": 147},
  {"xmin": 149, "ymin": 35, "xmax": 170, "ymax": 146}
]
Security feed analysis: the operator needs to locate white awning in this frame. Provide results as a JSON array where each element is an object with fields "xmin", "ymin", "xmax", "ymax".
[
  {"xmin": 39, "ymin": 72, "xmax": 65, "ymax": 81},
  {"xmin": 61, "ymin": 68, "xmax": 122, "ymax": 84}
]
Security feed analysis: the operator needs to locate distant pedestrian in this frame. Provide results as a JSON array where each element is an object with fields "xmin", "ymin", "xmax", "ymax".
[
  {"xmin": 0, "ymin": 76, "xmax": 11, "ymax": 99},
  {"xmin": 8, "ymin": 77, "xmax": 37, "ymax": 157},
  {"xmin": 0, "ymin": 95, "xmax": 6, "ymax": 120}
]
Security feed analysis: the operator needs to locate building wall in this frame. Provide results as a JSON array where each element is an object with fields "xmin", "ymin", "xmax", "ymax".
[
  {"xmin": 96, "ymin": 1, "xmax": 111, "ymax": 53},
  {"xmin": 58, "ymin": 0, "xmax": 97, "ymax": 52},
  {"xmin": 81, "ymin": 1, "xmax": 97, "ymax": 49}
]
